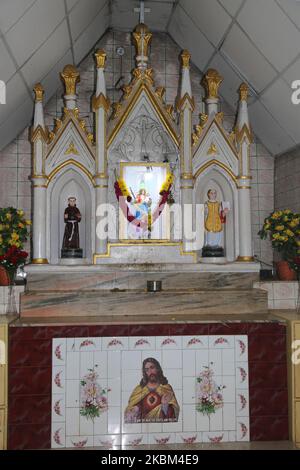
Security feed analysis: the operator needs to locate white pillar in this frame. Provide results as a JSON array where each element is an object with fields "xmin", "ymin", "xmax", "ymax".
[
  {"xmin": 236, "ymin": 83, "xmax": 253, "ymax": 262},
  {"xmin": 237, "ymin": 178, "xmax": 253, "ymax": 261},
  {"xmin": 178, "ymin": 50, "xmax": 195, "ymax": 252},
  {"xmin": 93, "ymin": 50, "xmax": 110, "ymax": 259},
  {"xmin": 32, "ymin": 177, "xmax": 48, "ymax": 263},
  {"xmin": 31, "ymin": 83, "xmax": 48, "ymax": 264}
]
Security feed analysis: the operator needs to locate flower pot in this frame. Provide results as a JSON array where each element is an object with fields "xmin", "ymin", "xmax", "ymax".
[
  {"xmin": 276, "ymin": 260, "xmax": 297, "ymax": 281},
  {"xmin": 0, "ymin": 266, "xmax": 11, "ymax": 285}
]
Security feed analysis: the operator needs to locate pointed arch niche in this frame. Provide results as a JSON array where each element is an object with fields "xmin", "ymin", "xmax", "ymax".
[
  {"xmin": 47, "ymin": 166, "xmax": 95, "ymax": 264},
  {"xmin": 194, "ymin": 164, "xmax": 239, "ymax": 262}
]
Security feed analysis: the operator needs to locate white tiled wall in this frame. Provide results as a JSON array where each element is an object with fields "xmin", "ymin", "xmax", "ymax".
[
  {"xmin": 0, "ymin": 285, "xmax": 24, "ymax": 315},
  {"xmin": 51, "ymin": 335, "xmax": 249, "ymax": 448},
  {"xmin": 254, "ymin": 281, "xmax": 299, "ymax": 309}
]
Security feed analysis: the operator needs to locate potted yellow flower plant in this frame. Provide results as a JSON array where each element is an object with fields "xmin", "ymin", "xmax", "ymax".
[
  {"xmin": 0, "ymin": 207, "xmax": 31, "ymax": 285},
  {"xmin": 258, "ymin": 209, "xmax": 300, "ymax": 280}
]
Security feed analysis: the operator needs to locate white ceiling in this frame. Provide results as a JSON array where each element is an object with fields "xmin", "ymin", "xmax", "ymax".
[{"xmin": 1, "ymin": 0, "xmax": 300, "ymax": 156}]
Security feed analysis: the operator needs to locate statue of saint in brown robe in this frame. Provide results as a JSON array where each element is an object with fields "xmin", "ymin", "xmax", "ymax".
[{"xmin": 62, "ymin": 197, "xmax": 81, "ymax": 250}]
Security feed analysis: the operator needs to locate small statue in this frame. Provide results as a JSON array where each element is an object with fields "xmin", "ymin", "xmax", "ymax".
[
  {"xmin": 61, "ymin": 197, "xmax": 83, "ymax": 258},
  {"xmin": 202, "ymin": 189, "xmax": 229, "ymax": 258}
]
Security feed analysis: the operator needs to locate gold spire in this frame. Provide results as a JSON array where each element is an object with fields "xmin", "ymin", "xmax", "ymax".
[
  {"xmin": 133, "ymin": 23, "xmax": 152, "ymax": 69},
  {"xmin": 202, "ymin": 69, "xmax": 223, "ymax": 100},
  {"xmin": 95, "ymin": 49, "xmax": 106, "ymax": 69},
  {"xmin": 239, "ymin": 82, "xmax": 249, "ymax": 102},
  {"xmin": 181, "ymin": 50, "xmax": 191, "ymax": 69},
  {"xmin": 60, "ymin": 64, "xmax": 80, "ymax": 95},
  {"xmin": 33, "ymin": 83, "xmax": 44, "ymax": 102}
]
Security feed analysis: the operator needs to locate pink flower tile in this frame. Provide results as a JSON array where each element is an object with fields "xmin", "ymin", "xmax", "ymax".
[
  {"xmin": 51, "ymin": 424, "xmax": 65, "ymax": 448},
  {"xmin": 236, "ymin": 417, "xmax": 249, "ymax": 441}
]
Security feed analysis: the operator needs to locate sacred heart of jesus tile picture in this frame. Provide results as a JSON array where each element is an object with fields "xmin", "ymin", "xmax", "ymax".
[{"xmin": 51, "ymin": 335, "xmax": 249, "ymax": 448}]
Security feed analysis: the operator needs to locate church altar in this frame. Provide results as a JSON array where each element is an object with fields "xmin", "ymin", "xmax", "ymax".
[{"xmin": 30, "ymin": 17, "xmax": 254, "ymax": 267}]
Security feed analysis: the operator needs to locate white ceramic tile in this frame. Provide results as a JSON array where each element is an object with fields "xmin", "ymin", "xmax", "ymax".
[
  {"xmin": 162, "ymin": 349, "xmax": 182, "ymax": 369},
  {"xmin": 163, "ymin": 369, "xmax": 182, "ymax": 391},
  {"xmin": 75, "ymin": 336, "xmax": 99, "ymax": 352},
  {"xmin": 52, "ymin": 339, "xmax": 66, "ymax": 366},
  {"xmin": 80, "ymin": 351, "xmax": 94, "ymax": 376},
  {"xmin": 122, "ymin": 433, "xmax": 146, "ymax": 447},
  {"xmin": 157, "ymin": 336, "xmax": 182, "ymax": 349},
  {"xmin": 223, "ymin": 403, "xmax": 236, "ymax": 430},
  {"xmin": 236, "ymin": 416, "xmax": 250, "ymax": 441},
  {"xmin": 162, "ymin": 415, "xmax": 183, "ymax": 433},
  {"xmin": 94, "ymin": 434, "xmax": 121, "ymax": 448},
  {"xmin": 149, "ymin": 433, "xmax": 176, "ymax": 445},
  {"xmin": 107, "ymin": 406, "xmax": 121, "ymax": 434},
  {"xmin": 52, "ymin": 423, "xmax": 66, "ymax": 448},
  {"xmin": 196, "ymin": 412, "xmax": 210, "ymax": 432},
  {"xmin": 228, "ymin": 430, "xmax": 237, "ymax": 442},
  {"xmin": 122, "ymin": 351, "xmax": 142, "ymax": 370},
  {"xmin": 122, "ymin": 369, "xmax": 141, "ymax": 392},
  {"xmin": 183, "ymin": 377, "xmax": 196, "ymax": 404},
  {"xmin": 222, "ymin": 375, "xmax": 236, "ymax": 403},
  {"xmin": 235, "ymin": 336, "xmax": 248, "ymax": 361},
  {"xmin": 208, "ymin": 349, "xmax": 222, "ymax": 375},
  {"xmin": 66, "ymin": 379, "xmax": 80, "ymax": 407},
  {"xmin": 182, "ymin": 335, "xmax": 208, "ymax": 349},
  {"xmin": 203, "ymin": 431, "xmax": 229, "ymax": 443},
  {"xmin": 66, "ymin": 407, "xmax": 80, "ymax": 436},
  {"xmin": 102, "ymin": 336, "xmax": 128, "ymax": 350},
  {"xmin": 107, "ymin": 377, "xmax": 121, "ymax": 407},
  {"xmin": 236, "ymin": 390, "xmax": 249, "ymax": 417},
  {"xmin": 52, "ymin": 394, "xmax": 65, "ymax": 422},
  {"xmin": 142, "ymin": 422, "xmax": 163, "ymax": 434},
  {"xmin": 208, "ymin": 407, "xmax": 223, "ymax": 431},
  {"xmin": 93, "ymin": 412, "xmax": 108, "ymax": 436},
  {"xmin": 236, "ymin": 363, "xmax": 249, "ymax": 390},
  {"xmin": 209, "ymin": 335, "xmax": 234, "ymax": 349},
  {"xmin": 195, "ymin": 349, "xmax": 209, "ymax": 375},
  {"xmin": 182, "ymin": 404, "xmax": 196, "ymax": 432},
  {"xmin": 66, "ymin": 435, "xmax": 93, "ymax": 448},
  {"xmin": 176, "ymin": 432, "xmax": 200, "ymax": 444},
  {"xmin": 66, "ymin": 351, "xmax": 80, "ymax": 380},
  {"xmin": 52, "ymin": 366, "xmax": 66, "ymax": 394},
  {"xmin": 183, "ymin": 350, "xmax": 196, "ymax": 377},
  {"xmin": 66, "ymin": 338, "xmax": 75, "ymax": 352},
  {"xmin": 93, "ymin": 351, "xmax": 108, "ymax": 378},
  {"xmin": 122, "ymin": 422, "xmax": 142, "ymax": 434},
  {"xmin": 107, "ymin": 351, "xmax": 121, "ymax": 379},
  {"xmin": 129, "ymin": 336, "xmax": 155, "ymax": 350}
]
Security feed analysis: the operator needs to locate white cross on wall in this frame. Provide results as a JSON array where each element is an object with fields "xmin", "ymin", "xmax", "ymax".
[{"xmin": 134, "ymin": 0, "xmax": 150, "ymax": 24}]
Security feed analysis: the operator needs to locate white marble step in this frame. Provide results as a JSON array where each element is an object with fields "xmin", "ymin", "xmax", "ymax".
[{"xmin": 20, "ymin": 288, "xmax": 268, "ymax": 318}]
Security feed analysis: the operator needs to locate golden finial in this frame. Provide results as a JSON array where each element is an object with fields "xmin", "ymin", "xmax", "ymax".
[
  {"xmin": 133, "ymin": 23, "xmax": 152, "ymax": 69},
  {"xmin": 239, "ymin": 82, "xmax": 249, "ymax": 102},
  {"xmin": 33, "ymin": 83, "xmax": 44, "ymax": 102},
  {"xmin": 60, "ymin": 64, "xmax": 80, "ymax": 95},
  {"xmin": 202, "ymin": 69, "xmax": 223, "ymax": 100},
  {"xmin": 95, "ymin": 49, "xmax": 106, "ymax": 69},
  {"xmin": 181, "ymin": 50, "xmax": 191, "ymax": 69}
]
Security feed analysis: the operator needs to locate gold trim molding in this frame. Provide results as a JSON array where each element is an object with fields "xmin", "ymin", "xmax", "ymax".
[
  {"xmin": 47, "ymin": 159, "xmax": 95, "ymax": 187},
  {"xmin": 92, "ymin": 93, "xmax": 110, "ymax": 112},
  {"xmin": 31, "ymin": 258, "xmax": 49, "ymax": 264},
  {"xmin": 236, "ymin": 256, "xmax": 254, "ymax": 262}
]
